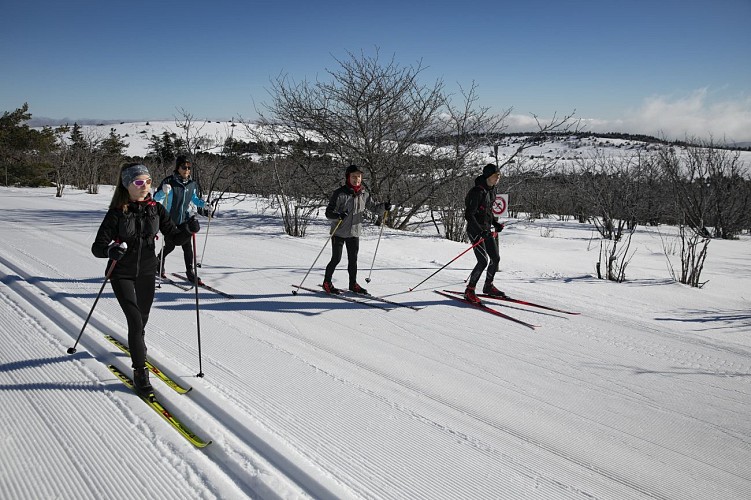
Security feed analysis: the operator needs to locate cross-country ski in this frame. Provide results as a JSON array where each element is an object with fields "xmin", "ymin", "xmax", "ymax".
[{"xmin": 434, "ymin": 290, "xmax": 539, "ymax": 329}]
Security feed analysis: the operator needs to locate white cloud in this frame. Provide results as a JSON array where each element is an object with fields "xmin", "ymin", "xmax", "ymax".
[
  {"xmin": 506, "ymin": 89, "xmax": 751, "ymax": 144},
  {"xmin": 616, "ymin": 89, "xmax": 751, "ymax": 143}
]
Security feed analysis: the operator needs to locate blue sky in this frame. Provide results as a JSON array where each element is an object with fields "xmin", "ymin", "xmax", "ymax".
[{"xmin": 2, "ymin": 0, "xmax": 750, "ymax": 141}]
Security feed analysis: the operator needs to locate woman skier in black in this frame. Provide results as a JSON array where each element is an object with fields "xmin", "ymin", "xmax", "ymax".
[
  {"xmin": 464, "ymin": 163, "xmax": 506, "ymax": 303},
  {"xmin": 91, "ymin": 163, "xmax": 199, "ymax": 393}
]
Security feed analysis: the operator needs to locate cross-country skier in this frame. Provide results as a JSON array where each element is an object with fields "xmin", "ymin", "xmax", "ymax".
[
  {"xmin": 464, "ymin": 163, "xmax": 506, "ymax": 303},
  {"xmin": 153, "ymin": 155, "xmax": 209, "ymax": 284},
  {"xmin": 323, "ymin": 164, "xmax": 391, "ymax": 294},
  {"xmin": 91, "ymin": 163, "xmax": 199, "ymax": 393}
]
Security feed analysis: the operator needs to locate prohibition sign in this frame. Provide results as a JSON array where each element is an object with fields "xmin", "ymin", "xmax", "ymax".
[{"xmin": 492, "ymin": 194, "xmax": 508, "ymax": 216}]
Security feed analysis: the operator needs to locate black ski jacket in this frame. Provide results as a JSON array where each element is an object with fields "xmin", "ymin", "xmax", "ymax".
[
  {"xmin": 464, "ymin": 175, "xmax": 499, "ymax": 239},
  {"xmin": 91, "ymin": 197, "xmax": 190, "ymax": 278}
]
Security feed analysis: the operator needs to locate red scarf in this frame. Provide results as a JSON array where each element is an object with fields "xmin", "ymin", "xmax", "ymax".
[{"xmin": 346, "ymin": 178, "xmax": 363, "ymax": 194}]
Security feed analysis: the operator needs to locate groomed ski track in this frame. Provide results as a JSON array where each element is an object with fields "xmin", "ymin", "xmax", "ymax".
[{"xmin": 2, "ymin": 187, "xmax": 751, "ymax": 499}]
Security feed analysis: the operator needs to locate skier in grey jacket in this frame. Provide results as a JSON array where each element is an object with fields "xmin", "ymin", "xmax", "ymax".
[{"xmin": 323, "ymin": 164, "xmax": 391, "ymax": 294}]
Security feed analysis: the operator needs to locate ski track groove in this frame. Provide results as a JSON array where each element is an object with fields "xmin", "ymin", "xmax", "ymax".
[
  {"xmin": 0, "ymin": 280, "xmax": 219, "ymax": 500},
  {"xmin": 192, "ymin": 296, "xmax": 680, "ymax": 499},
  {"xmin": 250, "ymin": 266, "xmax": 747, "ymax": 496},
  {"xmin": 188, "ymin": 298, "xmax": 603, "ymax": 498},
  {"xmin": 0, "ymin": 253, "xmax": 293, "ymax": 500}
]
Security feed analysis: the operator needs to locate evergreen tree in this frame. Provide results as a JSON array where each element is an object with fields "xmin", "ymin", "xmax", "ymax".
[{"xmin": 0, "ymin": 103, "xmax": 57, "ymax": 186}]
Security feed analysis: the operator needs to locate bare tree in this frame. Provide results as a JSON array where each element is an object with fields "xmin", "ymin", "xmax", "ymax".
[
  {"xmin": 68, "ymin": 126, "xmax": 105, "ymax": 194},
  {"xmin": 656, "ymin": 142, "xmax": 718, "ymax": 287},
  {"xmin": 50, "ymin": 125, "xmax": 70, "ymax": 197},
  {"xmin": 656, "ymin": 139, "xmax": 749, "ymax": 239},
  {"xmin": 256, "ymin": 49, "xmax": 452, "ymax": 229},
  {"xmin": 569, "ymin": 150, "xmax": 650, "ymax": 240},
  {"xmin": 174, "ymin": 108, "xmax": 217, "ymax": 196}
]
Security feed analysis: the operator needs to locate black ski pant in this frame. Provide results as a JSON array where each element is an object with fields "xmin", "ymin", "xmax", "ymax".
[
  {"xmin": 325, "ymin": 236, "xmax": 360, "ymax": 286},
  {"xmin": 468, "ymin": 236, "xmax": 500, "ymax": 288},
  {"xmin": 160, "ymin": 239, "xmax": 194, "ymax": 275},
  {"xmin": 110, "ymin": 273, "xmax": 156, "ymax": 370}
]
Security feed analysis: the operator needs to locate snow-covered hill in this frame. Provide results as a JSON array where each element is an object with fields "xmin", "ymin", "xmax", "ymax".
[
  {"xmin": 50, "ymin": 120, "xmax": 751, "ymax": 166},
  {"xmin": 1, "ymin": 186, "xmax": 750, "ymax": 499}
]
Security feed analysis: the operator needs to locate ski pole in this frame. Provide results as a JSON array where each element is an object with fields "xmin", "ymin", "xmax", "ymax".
[
  {"xmin": 197, "ymin": 202, "xmax": 214, "ymax": 268},
  {"xmin": 67, "ymin": 260, "xmax": 117, "ymax": 354},
  {"xmin": 408, "ymin": 234, "xmax": 491, "ymax": 292},
  {"xmin": 191, "ymin": 232, "xmax": 204, "ymax": 377},
  {"xmin": 156, "ymin": 235, "xmax": 165, "ymax": 288},
  {"xmin": 292, "ymin": 218, "xmax": 343, "ymax": 295},
  {"xmin": 365, "ymin": 210, "xmax": 388, "ymax": 283}
]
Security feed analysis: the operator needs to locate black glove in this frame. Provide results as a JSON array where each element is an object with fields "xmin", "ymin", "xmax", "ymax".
[
  {"xmin": 493, "ymin": 221, "xmax": 505, "ymax": 233},
  {"xmin": 384, "ymin": 200, "xmax": 392, "ymax": 212},
  {"xmin": 187, "ymin": 216, "xmax": 200, "ymax": 233},
  {"xmin": 337, "ymin": 211, "xmax": 349, "ymax": 220},
  {"xmin": 107, "ymin": 241, "xmax": 127, "ymax": 261},
  {"xmin": 478, "ymin": 230, "xmax": 493, "ymax": 242}
]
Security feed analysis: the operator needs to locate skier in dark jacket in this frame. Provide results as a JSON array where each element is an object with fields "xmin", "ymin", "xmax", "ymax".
[
  {"xmin": 464, "ymin": 163, "xmax": 506, "ymax": 303},
  {"xmin": 323, "ymin": 164, "xmax": 391, "ymax": 294},
  {"xmin": 92, "ymin": 163, "xmax": 199, "ymax": 393},
  {"xmin": 153, "ymin": 155, "xmax": 208, "ymax": 284}
]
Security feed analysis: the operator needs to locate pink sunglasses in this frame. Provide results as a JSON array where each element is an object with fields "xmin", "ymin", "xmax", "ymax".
[{"xmin": 132, "ymin": 178, "xmax": 152, "ymax": 187}]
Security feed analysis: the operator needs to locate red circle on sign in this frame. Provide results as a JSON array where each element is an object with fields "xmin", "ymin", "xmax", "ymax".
[{"xmin": 493, "ymin": 196, "xmax": 506, "ymax": 215}]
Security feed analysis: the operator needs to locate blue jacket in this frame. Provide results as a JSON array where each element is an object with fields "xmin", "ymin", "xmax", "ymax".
[{"xmin": 153, "ymin": 173, "xmax": 205, "ymax": 225}]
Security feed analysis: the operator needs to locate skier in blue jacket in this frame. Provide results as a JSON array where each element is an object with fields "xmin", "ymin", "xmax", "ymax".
[{"xmin": 153, "ymin": 155, "xmax": 208, "ymax": 284}]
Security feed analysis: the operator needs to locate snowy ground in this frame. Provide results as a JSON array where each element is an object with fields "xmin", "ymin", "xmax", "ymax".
[{"xmin": 1, "ymin": 185, "xmax": 750, "ymax": 499}]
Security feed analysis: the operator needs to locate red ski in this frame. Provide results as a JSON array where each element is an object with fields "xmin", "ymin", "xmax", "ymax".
[
  {"xmin": 443, "ymin": 290, "xmax": 579, "ymax": 315},
  {"xmin": 434, "ymin": 290, "xmax": 538, "ymax": 329}
]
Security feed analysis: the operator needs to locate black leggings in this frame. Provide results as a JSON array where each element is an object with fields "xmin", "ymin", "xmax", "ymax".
[
  {"xmin": 325, "ymin": 236, "xmax": 360, "ymax": 286},
  {"xmin": 160, "ymin": 239, "xmax": 195, "ymax": 274},
  {"xmin": 468, "ymin": 236, "xmax": 500, "ymax": 288},
  {"xmin": 110, "ymin": 274, "xmax": 156, "ymax": 369}
]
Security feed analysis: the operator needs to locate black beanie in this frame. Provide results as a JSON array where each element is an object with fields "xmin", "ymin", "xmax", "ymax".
[
  {"xmin": 345, "ymin": 164, "xmax": 363, "ymax": 177},
  {"xmin": 176, "ymin": 155, "xmax": 188, "ymax": 168},
  {"xmin": 482, "ymin": 163, "xmax": 500, "ymax": 178}
]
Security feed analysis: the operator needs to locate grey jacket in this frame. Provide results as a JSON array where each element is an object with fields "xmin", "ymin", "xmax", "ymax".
[{"xmin": 325, "ymin": 184, "xmax": 385, "ymax": 238}]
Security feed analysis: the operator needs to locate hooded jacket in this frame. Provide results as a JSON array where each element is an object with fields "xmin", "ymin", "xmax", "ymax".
[
  {"xmin": 153, "ymin": 173, "xmax": 206, "ymax": 225},
  {"xmin": 464, "ymin": 175, "xmax": 499, "ymax": 239},
  {"xmin": 91, "ymin": 197, "xmax": 190, "ymax": 278},
  {"xmin": 325, "ymin": 184, "xmax": 385, "ymax": 238}
]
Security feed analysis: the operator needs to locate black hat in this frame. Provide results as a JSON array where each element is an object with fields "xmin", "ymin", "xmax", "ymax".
[
  {"xmin": 482, "ymin": 163, "xmax": 500, "ymax": 178},
  {"xmin": 176, "ymin": 155, "xmax": 189, "ymax": 167},
  {"xmin": 345, "ymin": 164, "xmax": 363, "ymax": 176}
]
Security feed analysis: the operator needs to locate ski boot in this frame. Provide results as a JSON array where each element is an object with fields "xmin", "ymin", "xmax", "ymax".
[
  {"xmin": 464, "ymin": 286, "xmax": 481, "ymax": 304},
  {"xmin": 482, "ymin": 282, "xmax": 507, "ymax": 298},
  {"xmin": 186, "ymin": 272, "xmax": 204, "ymax": 286},
  {"xmin": 133, "ymin": 367, "xmax": 153, "ymax": 395},
  {"xmin": 349, "ymin": 283, "xmax": 368, "ymax": 295},
  {"xmin": 322, "ymin": 281, "xmax": 341, "ymax": 294}
]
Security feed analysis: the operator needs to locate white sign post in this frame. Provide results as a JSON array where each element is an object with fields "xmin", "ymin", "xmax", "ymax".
[{"xmin": 492, "ymin": 194, "xmax": 508, "ymax": 217}]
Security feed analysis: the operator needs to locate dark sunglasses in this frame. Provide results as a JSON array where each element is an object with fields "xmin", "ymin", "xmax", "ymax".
[
  {"xmin": 132, "ymin": 178, "xmax": 152, "ymax": 187},
  {"xmin": 179, "ymin": 165, "xmax": 192, "ymax": 170}
]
